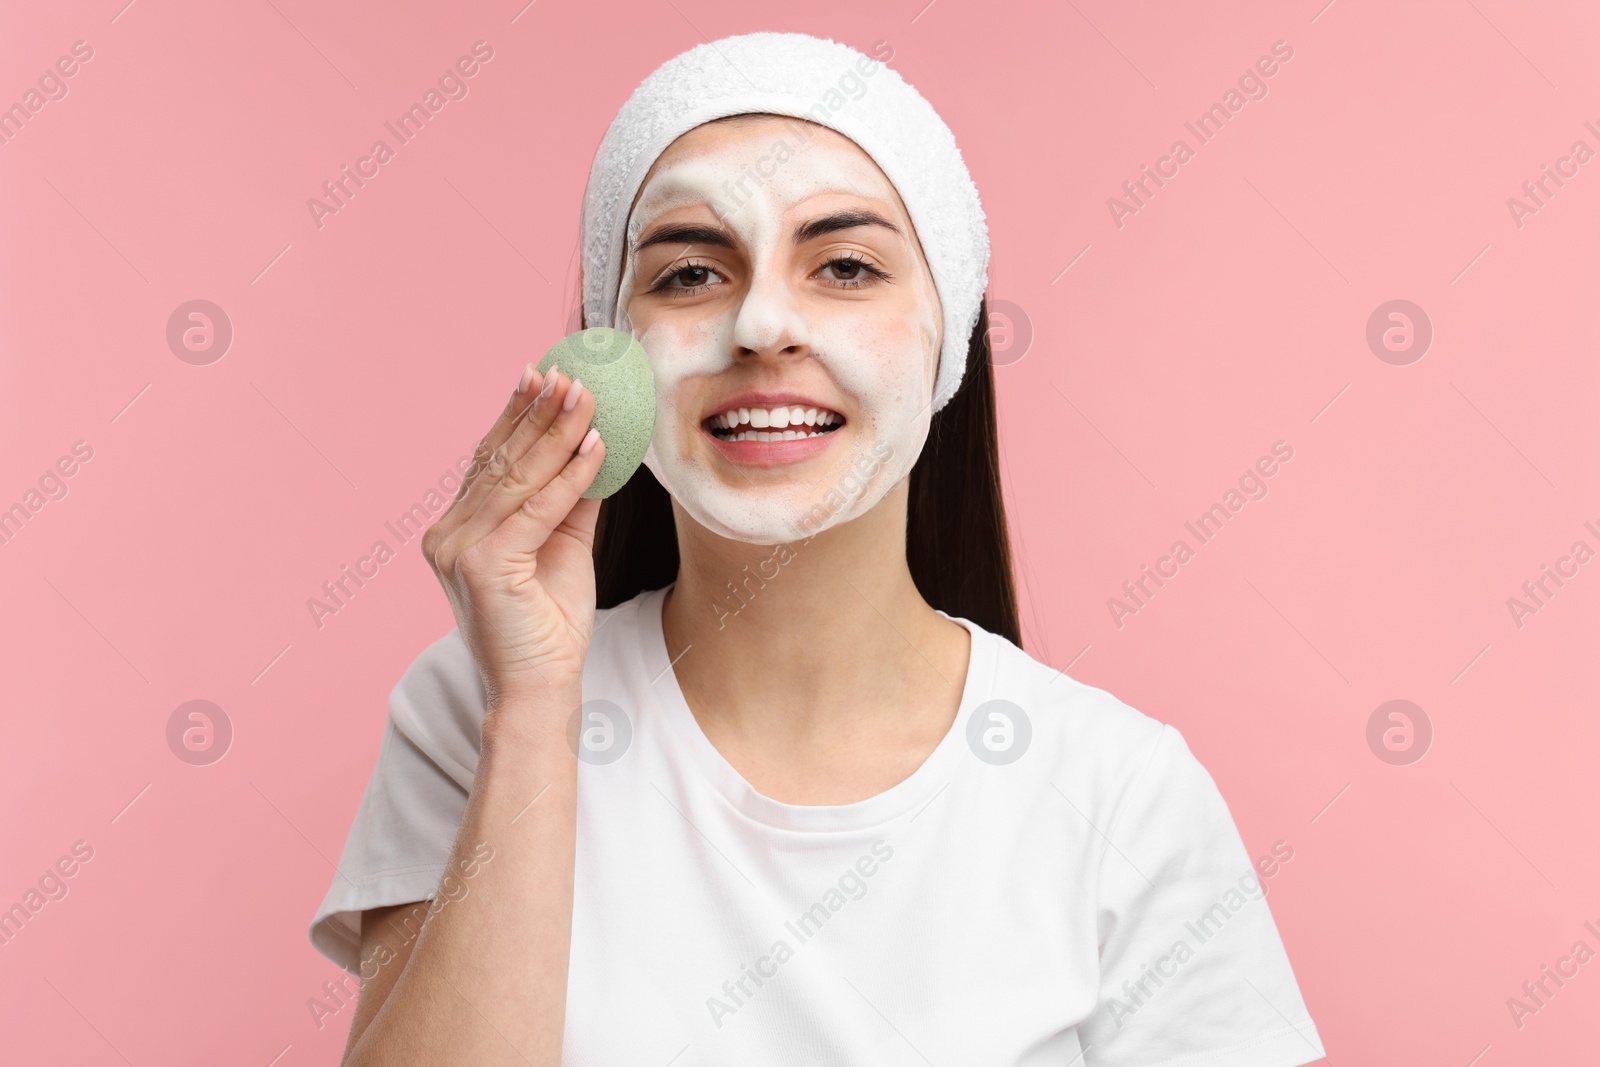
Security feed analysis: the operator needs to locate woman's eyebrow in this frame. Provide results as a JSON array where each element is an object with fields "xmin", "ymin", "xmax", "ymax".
[
  {"xmin": 634, "ymin": 223, "xmax": 736, "ymax": 254},
  {"xmin": 794, "ymin": 209, "xmax": 902, "ymax": 243},
  {"xmin": 633, "ymin": 209, "xmax": 902, "ymax": 254}
]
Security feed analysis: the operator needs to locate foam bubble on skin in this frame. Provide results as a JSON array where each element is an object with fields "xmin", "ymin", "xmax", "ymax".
[{"xmin": 615, "ymin": 122, "xmax": 944, "ymax": 545}]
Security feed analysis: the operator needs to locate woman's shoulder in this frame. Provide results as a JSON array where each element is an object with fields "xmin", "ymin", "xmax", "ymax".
[
  {"xmin": 970, "ymin": 623, "xmax": 1201, "ymax": 798},
  {"xmin": 976, "ymin": 625, "xmax": 1168, "ymax": 741},
  {"xmin": 385, "ymin": 595, "xmax": 651, "ymax": 775}
]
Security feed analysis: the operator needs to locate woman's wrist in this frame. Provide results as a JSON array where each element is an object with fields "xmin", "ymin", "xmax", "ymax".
[{"xmin": 481, "ymin": 682, "xmax": 585, "ymax": 762}]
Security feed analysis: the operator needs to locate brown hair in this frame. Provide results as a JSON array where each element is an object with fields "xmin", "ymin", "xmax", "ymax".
[{"xmin": 591, "ymin": 298, "xmax": 1023, "ymax": 648}]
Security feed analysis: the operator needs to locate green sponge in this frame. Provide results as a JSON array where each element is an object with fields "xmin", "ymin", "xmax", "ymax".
[{"xmin": 534, "ymin": 327, "xmax": 656, "ymax": 499}]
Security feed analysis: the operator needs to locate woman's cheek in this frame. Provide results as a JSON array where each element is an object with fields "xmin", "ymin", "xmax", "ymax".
[{"xmin": 818, "ymin": 315, "xmax": 934, "ymax": 422}]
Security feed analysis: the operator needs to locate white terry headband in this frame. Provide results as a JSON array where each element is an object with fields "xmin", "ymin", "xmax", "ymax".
[{"xmin": 579, "ymin": 31, "xmax": 990, "ymax": 414}]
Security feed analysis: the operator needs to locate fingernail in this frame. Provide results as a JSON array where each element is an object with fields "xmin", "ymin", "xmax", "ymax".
[
  {"xmin": 516, "ymin": 362, "xmax": 537, "ymax": 395},
  {"xmin": 562, "ymin": 379, "xmax": 584, "ymax": 413},
  {"xmin": 578, "ymin": 427, "xmax": 600, "ymax": 457},
  {"xmin": 540, "ymin": 368, "xmax": 559, "ymax": 398}
]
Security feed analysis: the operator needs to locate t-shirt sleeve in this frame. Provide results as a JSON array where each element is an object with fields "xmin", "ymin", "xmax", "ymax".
[
  {"xmin": 307, "ymin": 629, "xmax": 485, "ymax": 974},
  {"xmin": 1077, "ymin": 724, "xmax": 1325, "ymax": 1067}
]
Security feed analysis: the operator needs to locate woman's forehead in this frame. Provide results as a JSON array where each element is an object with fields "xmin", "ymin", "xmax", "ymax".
[{"xmin": 627, "ymin": 118, "xmax": 911, "ymax": 237}]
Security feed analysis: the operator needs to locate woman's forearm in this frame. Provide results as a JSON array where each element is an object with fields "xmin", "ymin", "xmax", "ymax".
[{"xmin": 345, "ymin": 687, "xmax": 581, "ymax": 1066}]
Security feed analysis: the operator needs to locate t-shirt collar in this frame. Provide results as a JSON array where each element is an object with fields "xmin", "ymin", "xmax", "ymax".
[{"xmin": 632, "ymin": 583, "xmax": 996, "ymax": 832}]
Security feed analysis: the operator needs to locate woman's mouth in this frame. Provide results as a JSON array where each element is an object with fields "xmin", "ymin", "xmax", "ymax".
[
  {"xmin": 706, "ymin": 404, "xmax": 844, "ymax": 442},
  {"xmin": 700, "ymin": 401, "xmax": 846, "ymax": 467}
]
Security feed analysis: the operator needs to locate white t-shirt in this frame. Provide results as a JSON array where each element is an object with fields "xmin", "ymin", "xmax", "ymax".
[{"xmin": 310, "ymin": 584, "xmax": 1325, "ymax": 1066}]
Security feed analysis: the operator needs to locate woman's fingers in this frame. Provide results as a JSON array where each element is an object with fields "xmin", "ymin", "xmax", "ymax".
[
  {"xmin": 475, "ymin": 431, "xmax": 607, "ymax": 571},
  {"xmin": 447, "ymin": 376, "xmax": 600, "ymax": 555},
  {"xmin": 494, "ymin": 367, "xmax": 582, "ymax": 480},
  {"xmin": 463, "ymin": 363, "xmax": 544, "ymax": 497},
  {"xmin": 448, "ymin": 368, "xmax": 569, "ymax": 529},
  {"xmin": 426, "ymin": 366, "xmax": 562, "ymax": 570}
]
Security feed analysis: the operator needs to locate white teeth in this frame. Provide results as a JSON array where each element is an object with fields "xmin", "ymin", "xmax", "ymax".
[{"xmin": 712, "ymin": 405, "xmax": 844, "ymax": 436}]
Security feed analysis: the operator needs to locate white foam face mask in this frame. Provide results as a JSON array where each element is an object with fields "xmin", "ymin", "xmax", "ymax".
[{"xmin": 612, "ymin": 121, "xmax": 944, "ymax": 545}]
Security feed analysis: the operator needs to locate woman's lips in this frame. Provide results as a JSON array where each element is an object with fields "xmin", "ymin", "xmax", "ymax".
[
  {"xmin": 700, "ymin": 394, "xmax": 846, "ymax": 467},
  {"xmin": 701, "ymin": 422, "xmax": 841, "ymax": 467}
]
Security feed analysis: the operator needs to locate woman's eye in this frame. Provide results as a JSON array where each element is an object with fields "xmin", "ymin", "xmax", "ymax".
[
  {"xmin": 818, "ymin": 256, "xmax": 891, "ymax": 287},
  {"xmin": 652, "ymin": 256, "xmax": 891, "ymax": 294},
  {"xmin": 654, "ymin": 263, "xmax": 724, "ymax": 293}
]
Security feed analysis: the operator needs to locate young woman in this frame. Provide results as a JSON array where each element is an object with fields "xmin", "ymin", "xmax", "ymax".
[{"xmin": 310, "ymin": 32, "xmax": 1325, "ymax": 1067}]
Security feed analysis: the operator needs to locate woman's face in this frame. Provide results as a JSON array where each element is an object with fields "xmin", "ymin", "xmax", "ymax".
[{"xmin": 614, "ymin": 114, "xmax": 944, "ymax": 544}]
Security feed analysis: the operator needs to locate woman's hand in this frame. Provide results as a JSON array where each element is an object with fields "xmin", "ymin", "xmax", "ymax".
[{"xmin": 421, "ymin": 364, "xmax": 606, "ymax": 710}]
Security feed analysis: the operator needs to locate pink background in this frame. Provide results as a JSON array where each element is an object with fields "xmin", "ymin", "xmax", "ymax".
[{"xmin": 3, "ymin": 0, "xmax": 1597, "ymax": 1063}]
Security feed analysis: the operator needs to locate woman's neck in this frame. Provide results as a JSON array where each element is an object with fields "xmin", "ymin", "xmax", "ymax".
[{"xmin": 660, "ymin": 481, "xmax": 971, "ymax": 804}]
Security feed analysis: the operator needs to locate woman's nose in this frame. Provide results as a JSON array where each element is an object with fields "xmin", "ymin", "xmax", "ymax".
[{"xmin": 731, "ymin": 271, "xmax": 809, "ymax": 360}]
